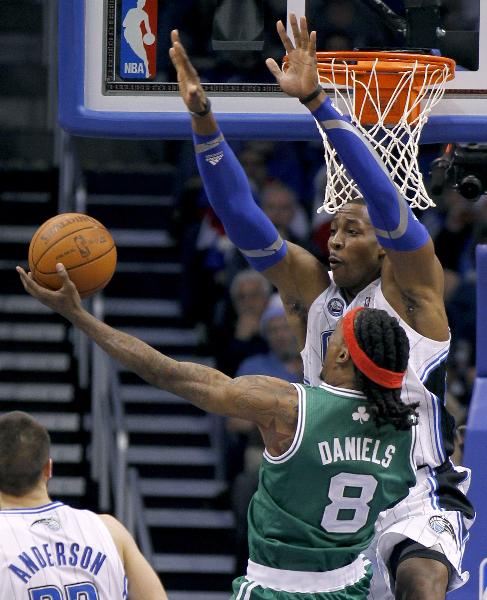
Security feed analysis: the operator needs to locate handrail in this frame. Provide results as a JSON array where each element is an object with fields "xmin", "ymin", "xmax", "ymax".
[
  {"xmin": 89, "ymin": 338, "xmax": 153, "ymax": 558},
  {"xmin": 128, "ymin": 468, "xmax": 155, "ymax": 561},
  {"xmin": 89, "ymin": 294, "xmax": 135, "ymax": 527}
]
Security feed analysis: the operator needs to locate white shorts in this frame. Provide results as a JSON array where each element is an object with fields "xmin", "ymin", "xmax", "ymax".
[{"xmin": 364, "ymin": 464, "xmax": 474, "ymax": 600}]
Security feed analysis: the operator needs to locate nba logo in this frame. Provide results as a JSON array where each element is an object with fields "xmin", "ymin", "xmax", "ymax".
[
  {"xmin": 480, "ymin": 557, "xmax": 487, "ymax": 599},
  {"xmin": 120, "ymin": 0, "xmax": 158, "ymax": 79}
]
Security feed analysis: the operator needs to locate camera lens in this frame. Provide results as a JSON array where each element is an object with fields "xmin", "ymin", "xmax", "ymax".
[{"xmin": 458, "ymin": 175, "xmax": 483, "ymax": 201}]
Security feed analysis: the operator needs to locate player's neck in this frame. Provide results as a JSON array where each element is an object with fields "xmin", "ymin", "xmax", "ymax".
[
  {"xmin": 321, "ymin": 370, "xmax": 360, "ymax": 392},
  {"xmin": 0, "ymin": 487, "xmax": 51, "ymax": 510}
]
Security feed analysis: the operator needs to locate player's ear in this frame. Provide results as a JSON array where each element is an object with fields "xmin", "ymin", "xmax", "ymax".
[
  {"xmin": 43, "ymin": 458, "xmax": 53, "ymax": 481},
  {"xmin": 336, "ymin": 344, "xmax": 350, "ymax": 364}
]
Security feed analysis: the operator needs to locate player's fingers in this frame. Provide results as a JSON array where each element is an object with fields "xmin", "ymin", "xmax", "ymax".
[
  {"xmin": 300, "ymin": 16, "xmax": 309, "ymax": 44},
  {"xmin": 265, "ymin": 58, "xmax": 282, "ymax": 81},
  {"xmin": 55, "ymin": 264, "xmax": 77, "ymax": 291},
  {"xmin": 16, "ymin": 266, "xmax": 44, "ymax": 296},
  {"xmin": 289, "ymin": 13, "xmax": 302, "ymax": 48},
  {"xmin": 309, "ymin": 30, "xmax": 317, "ymax": 56},
  {"xmin": 276, "ymin": 20, "xmax": 294, "ymax": 54},
  {"xmin": 173, "ymin": 41, "xmax": 200, "ymax": 80},
  {"xmin": 16, "ymin": 266, "xmax": 29, "ymax": 288}
]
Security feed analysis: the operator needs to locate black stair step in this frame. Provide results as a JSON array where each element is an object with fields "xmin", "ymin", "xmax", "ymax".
[
  {"xmin": 151, "ymin": 526, "xmax": 234, "ymax": 555},
  {"xmin": 124, "ymin": 402, "xmax": 204, "ymax": 417},
  {"xmin": 105, "ymin": 314, "xmax": 186, "ymax": 329},
  {"xmin": 153, "ymin": 571, "xmax": 233, "ymax": 593},
  {"xmin": 144, "ymin": 496, "xmax": 227, "ymax": 510},
  {"xmin": 0, "ymin": 341, "xmax": 71, "ymax": 355},
  {"xmin": 114, "ymin": 246, "xmax": 180, "ymax": 264},
  {"xmin": 0, "ymin": 370, "xmax": 74, "ymax": 384},
  {"xmin": 1, "ymin": 167, "xmax": 58, "ymax": 198},
  {"xmin": 135, "ymin": 464, "xmax": 216, "ymax": 479},
  {"xmin": 129, "ymin": 433, "xmax": 211, "ymax": 447},
  {"xmin": 87, "ymin": 201, "xmax": 176, "ymax": 231},
  {"xmin": 166, "ymin": 593, "xmax": 230, "ymax": 600},
  {"xmin": 82, "ymin": 168, "xmax": 176, "ymax": 196},
  {"xmin": 0, "ymin": 64, "xmax": 46, "ymax": 97},
  {"xmin": 105, "ymin": 270, "xmax": 181, "ymax": 298},
  {"xmin": 0, "ymin": 2, "xmax": 43, "ymax": 34}
]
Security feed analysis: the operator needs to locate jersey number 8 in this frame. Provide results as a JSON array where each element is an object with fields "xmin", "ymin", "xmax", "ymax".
[
  {"xmin": 29, "ymin": 582, "xmax": 98, "ymax": 600},
  {"xmin": 322, "ymin": 473, "xmax": 378, "ymax": 533}
]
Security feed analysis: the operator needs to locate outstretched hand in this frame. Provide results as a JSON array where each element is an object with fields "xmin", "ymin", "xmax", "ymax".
[
  {"xmin": 169, "ymin": 29, "xmax": 208, "ymax": 114},
  {"xmin": 17, "ymin": 263, "xmax": 83, "ymax": 321},
  {"xmin": 266, "ymin": 14, "xmax": 319, "ymax": 100}
]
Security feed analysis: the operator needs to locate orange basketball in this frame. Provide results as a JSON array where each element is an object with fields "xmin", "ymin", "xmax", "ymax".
[{"xmin": 28, "ymin": 213, "xmax": 117, "ymax": 298}]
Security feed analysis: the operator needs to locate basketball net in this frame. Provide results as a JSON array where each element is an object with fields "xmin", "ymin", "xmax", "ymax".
[{"xmin": 313, "ymin": 52, "xmax": 455, "ymax": 214}]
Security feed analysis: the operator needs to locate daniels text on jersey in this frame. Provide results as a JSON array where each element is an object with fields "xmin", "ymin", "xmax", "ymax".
[{"xmin": 319, "ymin": 436, "xmax": 396, "ymax": 468}]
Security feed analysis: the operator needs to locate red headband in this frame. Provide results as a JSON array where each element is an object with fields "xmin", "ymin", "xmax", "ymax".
[{"xmin": 342, "ymin": 307, "xmax": 406, "ymax": 389}]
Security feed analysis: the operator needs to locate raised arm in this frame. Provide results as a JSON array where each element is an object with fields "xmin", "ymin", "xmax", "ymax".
[
  {"xmin": 169, "ymin": 30, "xmax": 329, "ymax": 347},
  {"xmin": 17, "ymin": 265, "xmax": 298, "ymax": 455},
  {"xmin": 266, "ymin": 15, "xmax": 447, "ymax": 340}
]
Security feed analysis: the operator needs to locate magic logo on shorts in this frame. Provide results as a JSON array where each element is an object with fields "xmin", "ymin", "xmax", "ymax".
[
  {"xmin": 120, "ymin": 0, "xmax": 158, "ymax": 80},
  {"xmin": 428, "ymin": 515, "xmax": 455, "ymax": 540}
]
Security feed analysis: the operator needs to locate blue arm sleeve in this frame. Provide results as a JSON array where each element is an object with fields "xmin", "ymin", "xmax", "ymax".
[
  {"xmin": 312, "ymin": 97, "xmax": 429, "ymax": 251},
  {"xmin": 193, "ymin": 130, "xmax": 287, "ymax": 271}
]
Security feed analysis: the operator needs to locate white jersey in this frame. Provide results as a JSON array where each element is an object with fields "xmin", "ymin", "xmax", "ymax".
[
  {"xmin": 0, "ymin": 501, "xmax": 127, "ymax": 600},
  {"xmin": 302, "ymin": 274, "xmax": 452, "ymax": 470}
]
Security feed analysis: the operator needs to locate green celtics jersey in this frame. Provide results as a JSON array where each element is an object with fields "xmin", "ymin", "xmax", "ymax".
[{"xmin": 247, "ymin": 382, "xmax": 416, "ymax": 573}]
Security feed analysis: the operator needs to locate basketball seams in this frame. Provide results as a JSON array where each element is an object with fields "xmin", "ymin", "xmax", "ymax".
[
  {"xmin": 28, "ymin": 213, "xmax": 74, "ymax": 267},
  {"xmin": 35, "ymin": 243, "xmax": 116, "ymax": 275},
  {"xmin": 30, "ymin": 224, "xmax": 113, "ymax": 270},
  {"xmin": 29, "ymin": 213, "xmax": 102, "ymax": 268}
]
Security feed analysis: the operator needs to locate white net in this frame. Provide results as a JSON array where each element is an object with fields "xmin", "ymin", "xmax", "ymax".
[{"xmin": 315, "ymin": 54, "xmax": 454, "ymax": 214}]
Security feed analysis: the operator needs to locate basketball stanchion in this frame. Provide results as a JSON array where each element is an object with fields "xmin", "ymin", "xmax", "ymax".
[{"xmin": 284, "ymin": 51, "xmax": 455, "ymax": 213}]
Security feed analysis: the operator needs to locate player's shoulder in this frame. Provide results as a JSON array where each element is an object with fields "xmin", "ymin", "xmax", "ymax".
[{"xmin": 98, "ymin": 514, "xmax": 131, "ymax": 543}]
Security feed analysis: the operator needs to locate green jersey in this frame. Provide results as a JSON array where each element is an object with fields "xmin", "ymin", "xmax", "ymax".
[{"xmin": 247, "ymin": 382, "xmax": 416, "ymax": 573}]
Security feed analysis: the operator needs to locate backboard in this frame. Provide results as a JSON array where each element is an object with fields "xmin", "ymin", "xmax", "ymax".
[{"xmin": 59, "ymin": 0, "xmax": 487, "ymax": 142}]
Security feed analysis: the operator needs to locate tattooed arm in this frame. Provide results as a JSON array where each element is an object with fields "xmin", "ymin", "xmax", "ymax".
[{"xmin": 17, "ymin": 264, "xmax": 299, "ymax": 454}]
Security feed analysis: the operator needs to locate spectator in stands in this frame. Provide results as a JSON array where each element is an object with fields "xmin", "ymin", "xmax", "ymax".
[
  {"xmin": 236, "ymin": 294, "xmax": 302, "ymax": 381},
  {"xmin": 445, "ymin": 221, "xmax": 487, "ymax": 412},
  {"xmin": 211, "ymin": 269, "xmax": 271, "ymax": 377},
  {"xmin": 433, "ymin": 190, "xmax": 476, "ymax": 301},
  {"xmin": 0, "ymin": 411, "xmax": 168, "ymax": 600}
]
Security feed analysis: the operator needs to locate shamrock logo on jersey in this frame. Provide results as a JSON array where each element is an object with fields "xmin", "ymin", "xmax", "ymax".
[{"xmin": 352, "ymin": 406, "xmax": 369, "ymax": 424}]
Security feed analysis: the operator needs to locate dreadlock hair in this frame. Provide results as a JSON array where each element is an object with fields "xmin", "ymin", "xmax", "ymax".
[{"xmin": 352, "ymin": 309, "xmax": 418, "ymax": 430}]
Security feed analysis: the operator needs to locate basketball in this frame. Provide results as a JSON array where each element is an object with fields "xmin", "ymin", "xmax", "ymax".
[
  {"xmin": 143, "ymin": 32, "xmax": 155, "ymax": 45},
  {"xmin": 28, "ymin": 213, "xmax": 117, "ymax": 298}
]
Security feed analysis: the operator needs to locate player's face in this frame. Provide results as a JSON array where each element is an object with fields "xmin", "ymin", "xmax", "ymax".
[{"xmin": 327, "ymin": 203, "xmax": 385, "ymax": 298}]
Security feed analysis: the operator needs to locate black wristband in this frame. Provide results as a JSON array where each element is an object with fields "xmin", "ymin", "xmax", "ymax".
[
  {"xmin": 299, "ymin": 85, "xmax": 323, "ymax": 105},
  {"xmin": 190, "ymin": 98, "xmax": 212, "ymax": 117}
]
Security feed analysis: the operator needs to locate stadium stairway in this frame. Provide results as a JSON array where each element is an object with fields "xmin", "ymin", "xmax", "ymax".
[
  {"xmin": 0, "ymin": 171, "xmax": 89, "ymax": 507},
  {"xmin": 2, "ymin": 3, "xmax": 235, "ymax": 596},
  {"xmin": 84, "ymin": 169, "xmax": 235, "ymax": 599}
]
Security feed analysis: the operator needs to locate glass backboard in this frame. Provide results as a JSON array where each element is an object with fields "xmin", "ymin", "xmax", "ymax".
[{"xmin": 59, "ymin": 0, "xmax": 487, "ymax": 142}]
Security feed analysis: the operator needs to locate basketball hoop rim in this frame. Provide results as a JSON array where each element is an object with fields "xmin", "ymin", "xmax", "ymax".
[{"xmin": 314, "ymin": 51, "xmax": 456, "ymax": 80}]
